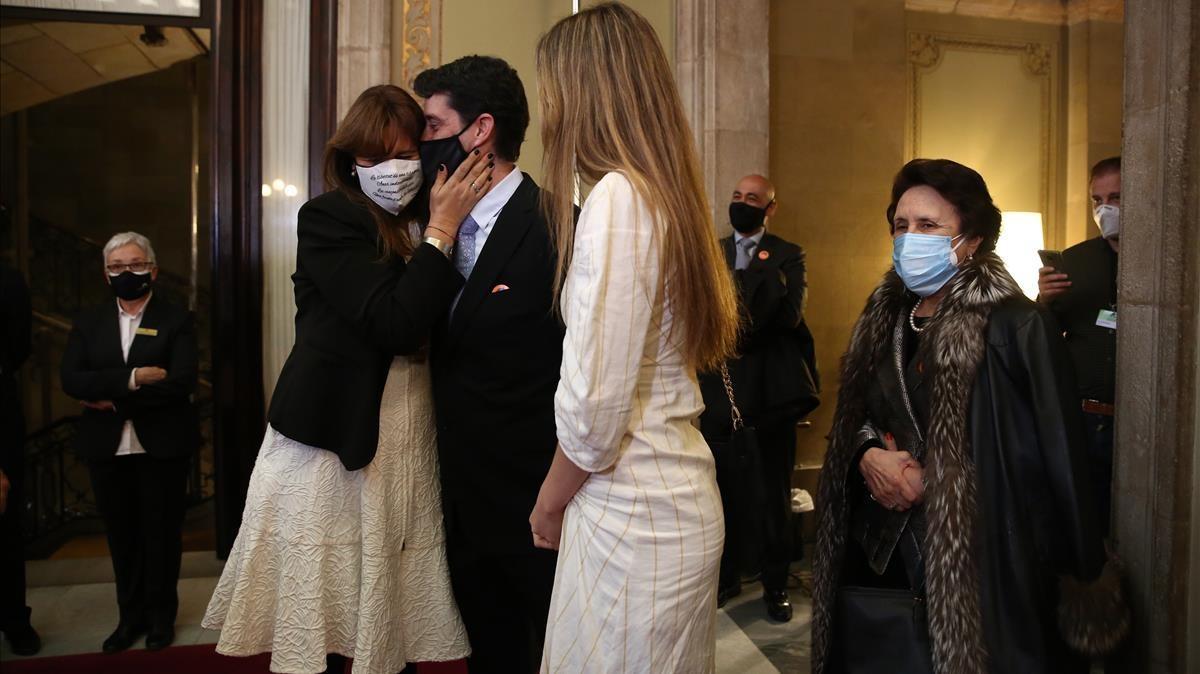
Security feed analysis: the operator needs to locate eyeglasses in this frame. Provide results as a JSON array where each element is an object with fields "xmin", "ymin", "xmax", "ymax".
[{"xmin": 106, "ymin": 262, "xmax": 155, "ymax": 274}]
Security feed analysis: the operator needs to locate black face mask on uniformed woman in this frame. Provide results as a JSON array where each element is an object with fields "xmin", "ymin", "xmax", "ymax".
[
  {"xmin": 109, "ymin": 271, "xmax": 152, "ymax": 301},
  {"xmin": 729, "ymin": 201, "xmax": 769, "ymax": 234}
]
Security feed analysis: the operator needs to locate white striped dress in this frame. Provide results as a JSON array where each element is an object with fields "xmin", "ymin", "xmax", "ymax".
[{"xmin": 541, "ymin": 172, "xmax": 724, "ymax": 673}]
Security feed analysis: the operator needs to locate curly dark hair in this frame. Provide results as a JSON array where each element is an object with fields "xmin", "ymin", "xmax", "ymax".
[
  {"xmin": 413, "ymin": 55, "xmax": 529, "ymax": 162},
  {"xmin": 885, "ymin": 158, "xmax": 1003, "ymax": 253}
]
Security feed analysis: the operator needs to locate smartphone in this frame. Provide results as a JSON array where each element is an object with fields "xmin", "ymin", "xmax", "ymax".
[{"xmin": 1038, "ymin": 249, "xmax": 1065, "ymax": 271}]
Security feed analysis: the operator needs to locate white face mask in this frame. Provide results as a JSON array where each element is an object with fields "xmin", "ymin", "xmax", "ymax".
[
  {"xmin": 1093, "ymin": 204, "xmax": 1120, "ymax": 239},
  {"xmin": 354, "ymin": 158, "xmax": 422, "ymax": 215}
]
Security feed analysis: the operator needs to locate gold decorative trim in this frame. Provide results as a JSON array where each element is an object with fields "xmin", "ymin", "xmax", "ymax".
[
  {"xmin": 906, "ymin": 32, "xmax": 1059, "ymax": 245},
  {"xmin": 396, "ymin": 0, "xmax": 441, "ymax": 89}
]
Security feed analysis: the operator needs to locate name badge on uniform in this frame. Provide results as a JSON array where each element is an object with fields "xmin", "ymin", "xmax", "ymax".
[
  {"xmin": 1095, "ymin": 309, "xmax": 1117, "ymax": 330},
  {"xmin": 135, "ymin": 327, "xmax": 159, "ymax": 337}
]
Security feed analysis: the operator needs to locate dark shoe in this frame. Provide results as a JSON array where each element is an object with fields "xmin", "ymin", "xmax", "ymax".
[
  {"xmin": 764, "ymin": 590, "xmax": 793, "ymax": 622},
  {"xmin": 145, "ymin": 624, "xmax": 175, "ymax": 651},
  {"xmin": 717, "ymin": 582, "xmax": 742, "ymax": 608},
  {"xmin": 2, "ymin": 622, "xmax": 42, "ymax": 656},
  {"xmin": 102, "ymin": 622, "xmax": 146, "ymax": 654}
]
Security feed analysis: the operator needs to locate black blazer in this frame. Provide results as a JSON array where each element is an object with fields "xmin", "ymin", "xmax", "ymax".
[
  {"xmin": 61, "ymin": 295, "xmax": 200, "ymax": 460},
  {"xmin": 430, "ymin": 174, "xmax": 564, "ymax": 555},
  {"xmin": 700, "ymin": 232, "xmax": 820, "ymax": 436},
  {"xmin": 268, "ymin": 189, "xmax": 464, "ymax": 470}
]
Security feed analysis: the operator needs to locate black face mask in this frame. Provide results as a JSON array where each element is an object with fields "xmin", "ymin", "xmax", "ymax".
[
  {"xmin": 729, "ymin": 201, "xmax": 769, "ymax": 234},
  {"xmin": 418, "ymin": 118, "xmax": 478, "ymax": 186},
  {"xmin": 109, "ymin": 271, "xmax": 152, "ymax": 301}
]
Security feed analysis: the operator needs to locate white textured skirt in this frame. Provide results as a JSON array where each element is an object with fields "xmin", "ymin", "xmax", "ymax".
[{"xmin": 202, "ymin": 357, "xmax": 469, "ymax": 674}]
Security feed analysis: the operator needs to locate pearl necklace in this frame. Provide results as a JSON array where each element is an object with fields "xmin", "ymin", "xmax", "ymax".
[{"xmin": 909, "ymin": 301, "xmax": 926, "ymax": 333}]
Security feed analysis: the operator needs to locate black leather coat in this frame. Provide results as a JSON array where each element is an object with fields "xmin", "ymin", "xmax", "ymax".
[{"xmin": 812, "ymin": 255, "xmax": 1120, "ymax": 674}]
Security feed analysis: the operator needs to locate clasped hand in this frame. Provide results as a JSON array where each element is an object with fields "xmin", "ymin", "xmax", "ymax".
[{"xmin": 858, "ymin": 432, "xmax": 925, "ymax": 511}]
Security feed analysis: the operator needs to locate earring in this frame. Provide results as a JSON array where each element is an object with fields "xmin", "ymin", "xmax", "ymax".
[{"xmin": 350, "ymin": 166, "xmax": 357, "ymax": 176}]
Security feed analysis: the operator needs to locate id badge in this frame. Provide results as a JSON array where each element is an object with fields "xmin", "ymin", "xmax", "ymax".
[{"xmin": 1096, "ymin": 309, "xmax": 1117, "ymax": 330}]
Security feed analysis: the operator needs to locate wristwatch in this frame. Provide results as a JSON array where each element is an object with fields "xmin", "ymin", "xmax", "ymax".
[{"xmin": 423, "ymin": 235, "xmax": 454, "ymax": 258}]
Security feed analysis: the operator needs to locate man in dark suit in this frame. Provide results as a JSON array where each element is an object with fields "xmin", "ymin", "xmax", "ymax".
[
  {"xmin": 415, "ymin": 56, "xmax": 564, "ymax": 674},
  {"xmin": 1037, "ymin": 156, "xmax": 1121, "ymax": 536},
  {"xmin": 60, "ymin": 232, "xmax": 199, "ymax": 654},
  {"xmin": 700, "ymin": 174, "xmax": 819, "ymax": 623},
  {"xmin": 0, "ymin": 262, "xmax": 39, "ymax": 656}
]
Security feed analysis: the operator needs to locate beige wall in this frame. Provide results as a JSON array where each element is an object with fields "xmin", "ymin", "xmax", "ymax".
[
  {"xmin": 1066, "ymin": 17, "xmax": 1124, "ymax": 246},
  {"xmin": 438, "ymin": 0, "xmax": 674, "ymax": 184},
  {"xmin": 769, "ymin": 0, "xmax": 909, "ymax": 469},
  {"xmin": 906, "ymin": 11, "xmax": 1065, "ymax": 246}
]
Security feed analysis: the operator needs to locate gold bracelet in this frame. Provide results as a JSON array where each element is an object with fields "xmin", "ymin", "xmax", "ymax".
[{"xmin": 423, "ymin": 235, "xmax": 454, "ymax": 258}]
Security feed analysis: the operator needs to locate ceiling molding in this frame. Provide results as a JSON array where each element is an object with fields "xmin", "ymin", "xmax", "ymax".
[{"xmin": 906, "ymin": 0, "xmax": 1123, "ymax": 25}]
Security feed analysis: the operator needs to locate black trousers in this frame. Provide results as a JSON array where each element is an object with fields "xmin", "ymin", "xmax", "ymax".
[
  {"xmin": 0, "ymin": 452, "xmax": 29, "ymax": 632},
  {"xmin": 1, "ymin": 390, "xmax": 30, "ymax": 633},
  {"xmin": 718, "ymin": 419, "xmax": 796, "ymax": 594},
  {"xmin": 446, "ymin": 525, "xmax": 557, "ymax": 674},
  {"xmin": 88, "ymin": 453, "xmax": 189, "ymax": 628}
]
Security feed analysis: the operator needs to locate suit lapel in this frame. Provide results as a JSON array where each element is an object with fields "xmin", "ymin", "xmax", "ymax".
[
  {"xmin": 126, "ymin": 295, "xmax": 161, "ymax": 366},
  {"xmin": 722, "ymin": 236, "xmax": 735, "ymax": 270},
  {"xmin": 445, "ymin": 176, "xmax": 538, "ymax": 350},
  {"xmin": 100, "ymin": 301, "xmax": 125, "ymax": 366},
  {"xmin": 739, "ymin": 232, "xmax": 776, "ymax": 298}
]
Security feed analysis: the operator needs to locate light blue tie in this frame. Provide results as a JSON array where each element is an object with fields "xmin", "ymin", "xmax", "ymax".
[
  {"xmin": 735, "ymin": 237, "xmax": 757, "ymax": 271},
  {"xmin": 455, "ymin": 215, "xmax": 480, "ymax": 280}
]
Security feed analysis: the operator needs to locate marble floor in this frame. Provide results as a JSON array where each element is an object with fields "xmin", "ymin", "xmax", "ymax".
[{"xmin": 1, "ymin": 554, "xmax": 811, "ymax": 672}]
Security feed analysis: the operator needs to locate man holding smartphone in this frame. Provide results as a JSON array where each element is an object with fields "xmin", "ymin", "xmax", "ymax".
[{"xmin": 1037, "ymin": 156, "xmax": 1121, "ymax": 536}]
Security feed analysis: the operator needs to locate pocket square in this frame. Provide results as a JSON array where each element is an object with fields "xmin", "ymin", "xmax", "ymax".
[{"xmin": 491, "ymin": 284, "xmax": 511, "ymax": 294}]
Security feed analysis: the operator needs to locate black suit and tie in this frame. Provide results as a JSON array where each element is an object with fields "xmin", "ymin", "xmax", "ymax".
[
  {"xmin": 700, "ymin": 231, "xmax": 820, "ymax": 596},
  {"xmin": 60, "ymin": 294, "xmax": 200, "ymax": 634},
  {"xmin": 430, "ymin": 172, "xmax": 564, "ymax": 673}
]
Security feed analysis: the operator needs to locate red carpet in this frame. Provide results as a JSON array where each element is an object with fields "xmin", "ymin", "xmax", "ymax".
[{"xmin": 2, "ymin": 644, "xmax": 468, "ymax": 673}]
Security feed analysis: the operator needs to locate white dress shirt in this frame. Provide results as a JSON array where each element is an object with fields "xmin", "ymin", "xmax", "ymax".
[
  {"xmin": 463, "ymin": 165, "xmax": 524, "ymax": 265},
  {"xmin": 116, "ymin": 296, "xmax": 148, "ymax": 456}
]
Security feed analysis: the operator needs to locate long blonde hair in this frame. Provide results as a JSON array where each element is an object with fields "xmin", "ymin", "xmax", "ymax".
[{"xmin": 536, "ymin": 1, "xmax": 739, "ymax": 371}]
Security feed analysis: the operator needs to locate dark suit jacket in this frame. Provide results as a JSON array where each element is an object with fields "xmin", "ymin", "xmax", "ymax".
[
  {"xmin": 1043, "ymin": 236, "xmax": 1117, "ymax": 403},
  {"xmin": 1, "ymin": 264, "xmax": 32, "ymax": 473},
  {"xmin": 700, "ymin": 231, "xmax": 819, "ymax": 437},
  {"xmin": 431, "ymin": 173, "xmax": 564, "ymax": 556},
  {"xmin": 61, "ymin": 294, "xmax": 200, "ymax": 460},
  {"xmin": 268, "ymin": 189, "xmax": 464, "ymax": 470}
]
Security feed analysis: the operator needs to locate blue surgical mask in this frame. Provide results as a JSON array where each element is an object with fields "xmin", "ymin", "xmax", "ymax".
[{"xmin": 892, "ymin": 232, "xmax": 966, "ymax": 297}]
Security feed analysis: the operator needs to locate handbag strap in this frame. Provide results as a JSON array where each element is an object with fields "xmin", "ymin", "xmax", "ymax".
[{"xmin": 720, "ymin": 362, "xmax": 744, "ymax": 432}]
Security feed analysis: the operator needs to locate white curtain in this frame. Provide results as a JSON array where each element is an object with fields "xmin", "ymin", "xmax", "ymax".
[{"xmin": 261, "ymin": 0, "xmax": 310, "ymax": 403}]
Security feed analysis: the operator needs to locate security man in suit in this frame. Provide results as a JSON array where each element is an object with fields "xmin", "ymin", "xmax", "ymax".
[
  {"xmin": 415, "ymin": 56, "xmax": 565, "ymax": 673},
  {"xmin": 60, "ymin": 232, "xmax": 199, "ymax": 654},
  {"xmin": 700, "ymin": 174, "xmax": 819, "ymax": 623}
]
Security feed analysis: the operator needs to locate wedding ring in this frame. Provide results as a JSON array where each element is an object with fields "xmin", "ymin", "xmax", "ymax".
[{"xmin": 469, "ymin": 181, "xmax": 477, "ymax": 190}]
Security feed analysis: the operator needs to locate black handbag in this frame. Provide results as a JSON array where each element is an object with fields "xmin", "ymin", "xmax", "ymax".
[
  {"xmin": 835, "ymin": 525, "xmax": 934, "ymax": 674},
  {"xmin": 707, "ymin": 362, "xmax": 766, "ymax": 572}
]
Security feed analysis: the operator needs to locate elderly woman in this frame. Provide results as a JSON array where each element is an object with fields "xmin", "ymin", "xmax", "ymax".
[{"xmin": 810, "ymin": 159, "xmax": 1129, "ymax": 674}]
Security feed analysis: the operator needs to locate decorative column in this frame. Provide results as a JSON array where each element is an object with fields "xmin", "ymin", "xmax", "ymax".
[
  {"xmin": 336, "ymin": 0, "xmax": 392, "ymax": 121},
  {"xmin": 260, "ymin": 0, "xmax": 310, "ymax": 401},
  {"xmin": 1112, "ymin": 0, "xmax": 1200, "ymax": 671},
  {"xmin": 675, "ymin": 0, "xmax": 770, "ymax": 230}
]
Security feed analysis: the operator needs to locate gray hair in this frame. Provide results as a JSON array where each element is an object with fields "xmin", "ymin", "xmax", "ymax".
[{"xmin": 102, "ymin": 232, "xmax": 157, "ymax": 266}]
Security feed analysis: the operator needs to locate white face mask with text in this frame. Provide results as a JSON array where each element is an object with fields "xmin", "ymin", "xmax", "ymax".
[{"xmin": 355, "ymin": 158, "xmax": 423, "ymax": 215}]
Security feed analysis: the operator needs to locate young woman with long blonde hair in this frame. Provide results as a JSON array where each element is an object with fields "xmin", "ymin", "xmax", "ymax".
[{"xmin": 527, "ymin": 3, "xmax": 740, "ymax": 672}]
